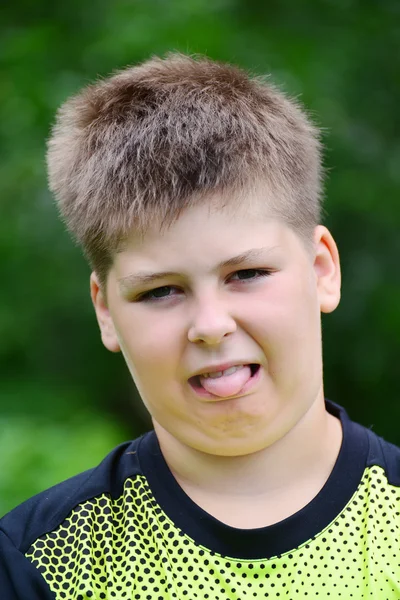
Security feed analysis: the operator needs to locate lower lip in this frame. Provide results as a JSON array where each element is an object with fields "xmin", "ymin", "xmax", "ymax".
[{"xmin": 188, "ymin": 365, "xmax": 262, "ymax": 401}]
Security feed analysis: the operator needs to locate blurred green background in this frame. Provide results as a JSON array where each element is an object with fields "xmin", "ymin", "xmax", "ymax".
[{"xmin": 1, "ymin": 0, "xmax": 399, "ymax": 516}]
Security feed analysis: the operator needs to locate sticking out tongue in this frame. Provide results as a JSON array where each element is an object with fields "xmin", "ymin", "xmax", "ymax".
[{"xmin": 199, "ymin": 365, "xmax": 252, "ymax": 398}]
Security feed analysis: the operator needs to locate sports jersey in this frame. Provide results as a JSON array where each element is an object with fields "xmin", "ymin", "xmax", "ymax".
[{"xmin": 0, "ymin": 400, "xmax": 399, "ymax": 599}]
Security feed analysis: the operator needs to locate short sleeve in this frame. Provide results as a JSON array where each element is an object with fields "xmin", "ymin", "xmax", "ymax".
[{"xmin": 0, "ymin": 529, "xmax": 55, "ymax": 600}]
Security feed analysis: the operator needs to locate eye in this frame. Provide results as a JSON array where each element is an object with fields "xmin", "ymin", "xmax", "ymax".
[
  {"xmin": 136, "ymin": 269, "xmax": 272, "ymax": 303},
  {"xmin": 230, "ymin": 269, "xmax": 272, "ymax": 281},
  {"xmin": 137, "ymin": 285, "xmax": 179, "ymax": 302}
]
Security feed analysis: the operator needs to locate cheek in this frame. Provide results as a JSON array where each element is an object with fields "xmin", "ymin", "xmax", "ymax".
[
  {"xmin": 250, "ymin": 276, "xmax": 320, "ymax": 350},
  {"xmin": 115, "ymin": 308, "xmax": 182, "ymax": 376}
]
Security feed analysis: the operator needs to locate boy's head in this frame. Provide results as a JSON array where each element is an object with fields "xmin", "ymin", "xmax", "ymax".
[
  {"xmin": 47, "ymin": 53, "xmax": 341, "ymax": 456},
  {"xmin": 47, "ymin": 53, "xmax": 322, "ymax": 290}
]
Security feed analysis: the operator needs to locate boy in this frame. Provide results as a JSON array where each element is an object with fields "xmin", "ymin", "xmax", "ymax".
[{"xmin": 0, "ymin": 53, "xmax": 399, "ymax": 599}]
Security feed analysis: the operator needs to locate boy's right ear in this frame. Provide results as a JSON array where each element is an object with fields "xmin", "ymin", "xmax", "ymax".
[{"xmin": 90, "ymin": 273, "xmax": 121, "ymax": 353}]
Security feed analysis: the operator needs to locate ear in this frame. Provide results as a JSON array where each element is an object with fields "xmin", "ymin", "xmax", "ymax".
[
  {"xmin": 313, "ymin": 225, "xmax": 341, "ymax": 314},
  {"xmin": 90, "ymin": 272, "xmax": 121, "ymax": 352}
]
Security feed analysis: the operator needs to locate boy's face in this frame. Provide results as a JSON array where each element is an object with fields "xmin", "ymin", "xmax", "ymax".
[{"xmin": 91, "ymin": 194, "xmax": 341, "ymax": 457}]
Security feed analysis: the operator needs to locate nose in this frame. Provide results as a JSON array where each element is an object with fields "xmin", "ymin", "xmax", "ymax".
[{"xmin": 187, "ymin": 298, "xmax": 237, "ymax": 345}]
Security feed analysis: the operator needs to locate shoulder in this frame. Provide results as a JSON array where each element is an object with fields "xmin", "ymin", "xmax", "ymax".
[
  {"xmin": 0, "ymin": 435, "xmax": 146, "ymax": 554},
  {"xmin": 328, "ymin": 400, "xmax": 400, "ymax": 487},
  {"xmin": 364, "ymin": 426, "xmax": 400, "ymax": 487}
]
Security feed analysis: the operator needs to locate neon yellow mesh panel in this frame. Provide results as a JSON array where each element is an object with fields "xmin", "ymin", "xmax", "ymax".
[{"xmin": 26, "ymin": 466, "xmax": 400, "ymax": 599}]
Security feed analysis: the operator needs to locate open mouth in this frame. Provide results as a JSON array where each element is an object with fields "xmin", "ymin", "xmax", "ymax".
[{"xmin": 189, "ymin": 363, "xmax": 260, "ymax": 391}]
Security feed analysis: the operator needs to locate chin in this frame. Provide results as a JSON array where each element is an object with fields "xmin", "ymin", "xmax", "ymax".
[
  {"xmin": 205, "ymin": 442, "xmax": 268, "ymax": 458},
  {"xmin": 190, "ymin": 429, "xmax": 272, "ymax": 457}
]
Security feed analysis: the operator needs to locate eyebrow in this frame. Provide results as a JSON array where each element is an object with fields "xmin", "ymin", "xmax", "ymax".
[{"xmin": 118, "ymin": 247, "xmax": 278, "ymax": 291}]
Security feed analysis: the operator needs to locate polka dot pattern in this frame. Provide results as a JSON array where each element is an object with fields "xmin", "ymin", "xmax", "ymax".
[{"xmin": 26, "ymin": 466, "xmax": 400, "ymax": 599}]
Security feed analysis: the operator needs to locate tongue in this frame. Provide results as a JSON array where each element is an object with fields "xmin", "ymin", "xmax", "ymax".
[{"xmin": 199, "ymin": 365, "xmax": 252, "ymax": 397}]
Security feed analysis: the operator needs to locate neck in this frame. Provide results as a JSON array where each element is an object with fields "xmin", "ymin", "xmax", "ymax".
[{"xmin": 154, "ymin": 398, "xmax": 343, "ymax": 527}]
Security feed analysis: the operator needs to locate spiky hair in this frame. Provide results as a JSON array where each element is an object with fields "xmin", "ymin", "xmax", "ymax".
[{"xmin": 47, "ymin": 53, "xmax": 322, "ymax": 286}]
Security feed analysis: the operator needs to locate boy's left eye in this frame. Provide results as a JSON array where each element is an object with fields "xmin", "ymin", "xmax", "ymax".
[{"xmin": 230, "ymin": 268, "xmax": 270, "ymax": 281}]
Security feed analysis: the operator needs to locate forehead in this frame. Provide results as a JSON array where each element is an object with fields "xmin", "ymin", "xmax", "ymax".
[
  {"xmin": 121, "ymin": 184, "xmax": 285, "ymax": 250},
  {"xmin": 112, "ymin": 201, "xmax": 303, "ymax": 286},
  {"xmin": 118, "ymin": 180, "xmax": 286, "ymax": 243}
]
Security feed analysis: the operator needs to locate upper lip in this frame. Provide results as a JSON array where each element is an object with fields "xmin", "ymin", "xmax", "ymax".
[{"xmin": 189, "ymin": 361, "xmax": 259, "ymax": 379}]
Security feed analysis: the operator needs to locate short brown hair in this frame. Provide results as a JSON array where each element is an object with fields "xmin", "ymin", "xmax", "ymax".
[{"xmin": 47, "ymin": 53, "xmax": 322, "ymax": 287}]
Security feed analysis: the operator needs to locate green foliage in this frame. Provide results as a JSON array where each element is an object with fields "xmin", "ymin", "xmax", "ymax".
[
  {"xmin": 0, "ymin": 410, "xmax": 124, "ymax": 516},
  {"xmin": 1, "ymin": 0, "xmax": 399, "ymax": 514}
]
